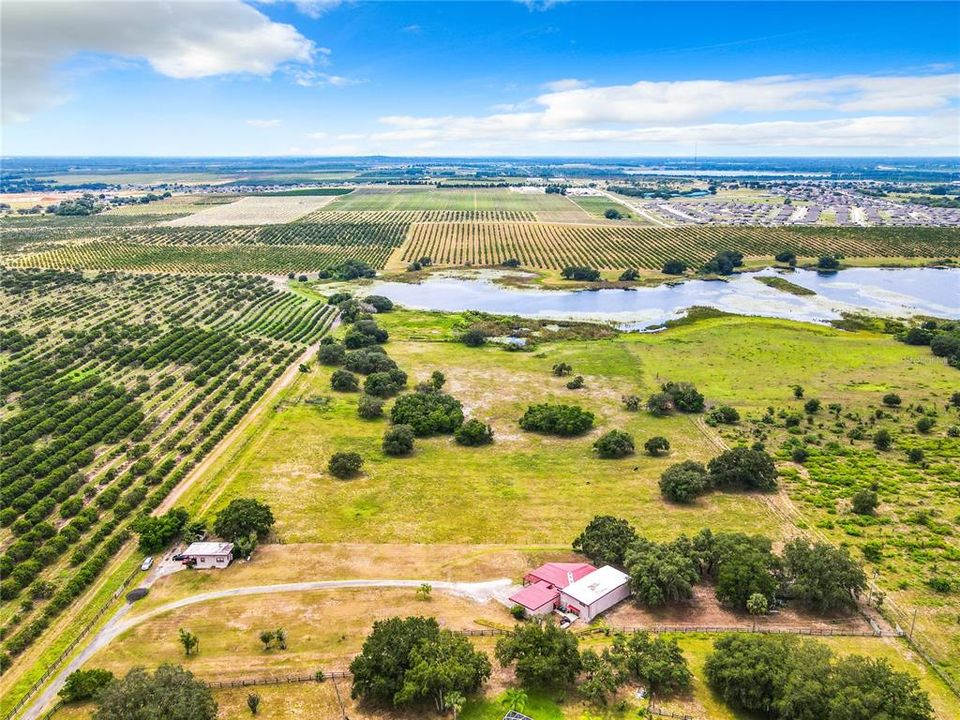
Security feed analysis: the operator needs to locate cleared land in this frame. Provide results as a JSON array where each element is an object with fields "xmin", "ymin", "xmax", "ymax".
[
  {"xmin": 165, "ymin": 196, "xmax": 338, "ymax": 226},
  {"xmin": 321, "ymin": 187, "xmax": 578, "ymax": 212}
]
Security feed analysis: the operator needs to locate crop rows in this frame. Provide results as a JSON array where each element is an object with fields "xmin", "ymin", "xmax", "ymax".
[
  {"xmin": 6, "ymin": 241, "xmax": 395, "ymax": 274},
  {"xmin": 402, "ymin": 223, "xmax": 960, "ymax": 269},
  {"xmin": 0, "ymin": 270, "xmax": 338, "ymax": 689},
  {"xmin": 298, "ymin": 209, "xmax": 535, "ymax": 223}
]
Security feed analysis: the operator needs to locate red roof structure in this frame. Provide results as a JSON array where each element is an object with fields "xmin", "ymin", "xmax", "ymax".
[
  {"xmin": 524, "ymin": 562, "xmax": 596, "ymax": 589},
  {"xmin": 509, "ymin": 580, "xmax": 559, "ymax": 611}
]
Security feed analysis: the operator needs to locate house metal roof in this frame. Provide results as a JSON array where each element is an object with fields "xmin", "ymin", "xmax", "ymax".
[
  {"xmin": 526, "ymin": 562, "xmax": 596, "ymax": 589},
  {"xmin": 183, "ymin": 541, "xmax": 234, "ymax": 556},
  {"xmin": 560, "ymin": 565, "xmax": 630, "ymax": 605},
  {"xmin": 509, "ymin": 580, "xmax": 559, "ymax": 610}
]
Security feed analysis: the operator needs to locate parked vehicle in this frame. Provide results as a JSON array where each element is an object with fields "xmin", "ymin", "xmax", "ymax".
[{"xmin": 140, "ymin": 556, "xmax": 154, "ymax": 571}]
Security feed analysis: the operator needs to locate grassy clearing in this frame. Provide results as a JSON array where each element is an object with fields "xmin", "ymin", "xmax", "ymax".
[
  {"xmin": 325, "ymin": 187, "xmax": 576, "ymax": 212},
  {"xmin": 165, "ymin": 196, "xmax": 337, "ymax": 226},
  {"xmin": 181, "ymin": 324, "xmax": 779, "ymax": 545},
  {"xmin": 755, "ymin": 275, "xmax": 817, "ymax": 296},
  {"xmin": 569, "ymin": 195, "xmax": 638, "ymax": 221}
]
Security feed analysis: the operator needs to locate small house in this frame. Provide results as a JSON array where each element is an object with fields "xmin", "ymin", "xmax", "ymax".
[
  {"xmin": 182, "ymin": 541, "xmax": 234, "ymax": 569},
  {"xmin": 558, "ymin": 565, "xmax": 631, "ymax": 622}
]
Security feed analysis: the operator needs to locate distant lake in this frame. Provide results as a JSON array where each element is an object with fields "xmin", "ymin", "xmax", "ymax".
[{"xmin": 365, "ymin": 267, "xmax": 959, "ymax": 329}]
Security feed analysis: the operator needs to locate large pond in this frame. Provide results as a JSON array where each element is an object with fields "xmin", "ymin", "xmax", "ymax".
[{"xmin": 365, "ymin": 267, "xmax": 959, "ymax": 329}]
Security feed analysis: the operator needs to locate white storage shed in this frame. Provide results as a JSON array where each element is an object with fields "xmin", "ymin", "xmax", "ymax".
[{"xmin": 558, "ymin": 565, "xmax": 631, "ymax": 621}]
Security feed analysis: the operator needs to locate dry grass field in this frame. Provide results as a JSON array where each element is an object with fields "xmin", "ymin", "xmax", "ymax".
[{"xmin": 165, "ymin": 196, "xmax": 339, "ymax": 226}]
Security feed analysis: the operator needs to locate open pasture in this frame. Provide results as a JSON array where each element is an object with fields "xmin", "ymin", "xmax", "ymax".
[
  {"xmin": 165, "ymin": 196, "xmax": 339, "ymax": 226},
  {"xmin": 401, "ymin": 223, "xmax": 960, "ymax": 269}
]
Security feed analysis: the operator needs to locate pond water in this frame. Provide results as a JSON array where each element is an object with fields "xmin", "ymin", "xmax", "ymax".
[{"xmin": 365, "ymin": 267, "xmax": 959, "ymax": 329}]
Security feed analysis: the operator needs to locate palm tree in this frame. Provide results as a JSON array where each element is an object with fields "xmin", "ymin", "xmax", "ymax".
[{"xmin": 501, "ymin": 688, "xmax": 527, "ymax": 714}]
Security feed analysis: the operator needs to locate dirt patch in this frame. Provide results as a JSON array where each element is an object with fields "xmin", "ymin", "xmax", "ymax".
[{"xmin": 602, "ymin": 584, "xmax": 872, "ymax": 633}]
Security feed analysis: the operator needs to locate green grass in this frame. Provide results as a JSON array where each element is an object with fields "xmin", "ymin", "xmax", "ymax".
[
  {"xmin": 182, "ymin": 324, "xmax": 780, "ymax": 545},
  {"xmin": 325, "ymin": 187, "xmax": 576, "ymax": 212},
  {"xmin": 755, "ymin": 275, "xmax": 817, "ymax": 296},
  {"xmin": 569, "ymin": 195, "xmax": 636, "ymax": 221}
]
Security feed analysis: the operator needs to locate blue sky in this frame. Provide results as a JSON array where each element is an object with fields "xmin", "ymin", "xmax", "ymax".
[{"xmin": 3, "ymin": 1, "xmax": 959, "ymax": 156}]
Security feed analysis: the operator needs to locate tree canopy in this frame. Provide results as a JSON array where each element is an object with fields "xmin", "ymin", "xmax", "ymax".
[
  {"xmin": 494, "ymin": 620, "xmax": 581, "ymax": 687},
  {"xmin": 572, "ymin": 515, "xmax": 637, "ymax": 567},
  {"xmin": 518, "ymin": 403, "xmax": 594, "ymax": 436},
  {"xmin": 92, "ymin": 664, "xmax": 217, "ymax": 720},
  {"xmin": 212, "ymin": 498, "xmax": 274, "ymax": 543},
  {"xmin": 391, "ymin": 392, "xmax": 464, "ymax": 436}
]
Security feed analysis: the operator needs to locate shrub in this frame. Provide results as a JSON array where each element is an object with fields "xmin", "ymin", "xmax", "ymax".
[
  {"xmin": 461, "ymin": 328, "xmax": 487, "ymax": 347},
  {"xmin": 662, "ymin": 381, "xmax": 705, "ymax": 413},
  {"xmin": 707, "ymin": 447, "xmax": 777, "ymax": 490},
  {"xmin": 60, "ymin": 668, "xmax": 115, "ymax": 702},
  {"xmin": 518, "ymin": 403, "xmax": 594, "ymax": 436},
  {"xmin": 916, "ymin": 416, "xmax": 935, "ymax": 433},
  {"xmin": 391, "ymin": 392, "xmax": 464, "ymax": 436},
  {"xmin": 328, "ymin": 452, "xmax": 363, "ymax": 479},
  {"xmin": 851, "ymin": 489, "xmax": 878, "ymax": 515},
  {"xmin": 357, "ymin": 394, "xmax": 384, "ymax": 419},
  {"xmin": 604, "ymin": 208, "xmax": 623, "ymax": 220},
  {"xmin": 659, "ymin": 461, "xmax": 709, "ymax": 503},
  {"xmin": 929, "ymin": 331, "xmax": 960, "ymax": 358},
  {"xmin": 791, "ymin": 446, "xmax": 810, "ymax": 463},
  {"xmin": 560, "ymin": 266, "xmax": 601, "ymax": 281},
  {"xmin": 873, "ymin": 429, "xmax": 892, "ymax": 450},
  {"xmin": 382, "ymin": 425, "xmax": 415, "ymax": 456},
  {"xmin": 326, "ymin": 292, "xmax": 351, "ymax": 305},
  {"xmin": 701, "ymin": 250, "xmax": 744, "ymax": 275},
  {"xmin": 775, "ymin": 250, "xmax": 797, "ymax": 265},
  {"xmin": 646, "ymin": 392, "xmax": 674, "ymax": 416},
  {"xmin": 622, "ymin": 394, "xmax": 641, "ymax": 411},
  {"xmin": 566, "ymin": 375, "xmax": 585, "ymax": 390},
  {"xmin": 502, "ymin": 258, "xmax": 521, "ymax": 268},
  {"xmin": 364, "ymin": 295, "xmax": 394, "ymax": 313},
  {"xmin": 882, "ymin": 393, "xmax": 902, "ymax": 407},
  {"xmin": 804, "ymin": 398, "xmax": 821, "ymax": 413},
  {"xmin": 707, "ymin": 406, "xmax": 739, "ymax": 425},
  {"xmin": 644, "ymin": 436, "xmax": 670, "ymax": 456},
  {"xmin": 907, "ymin": 447, "xmax": 924, "ymax": 463},
  {"xmin": 455, "ymin": 419, "xmax": 494, "ymax": 446},
  {"xmin": 593, "ymin": 430, "xmax": 635, "ymax": 458},
  {"xmin": 552, "ymin": 362, "xmax": 573, "ymax": 376},
  {"xmin": 330, "ymin": 369, "xmax": 359, "ymax": 392},
  {"xmin": 363, "ymin": 370, "xmax": 407, "ymax": 398},
  {"xmin": 661, "ymin": 259, "xmax": 688, "ymax": 275},
  {"xmin": 817, "ymin": 255, "xmax": 841, "ymax": 270}
]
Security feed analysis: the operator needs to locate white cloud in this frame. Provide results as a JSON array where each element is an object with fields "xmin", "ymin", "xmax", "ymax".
[
  {"xmin": 533, "ymin": 73, "xmax": 960, "ymax": 127},
  {"xmin": 1, "ymin": 0, "xmax": 316, "ymax": 123},
  {"xmin": 338, "ymin": 72, "xmax": 960, "ymax": 154},
  {"xmin": 246, "ymin": 118, "xmax": 282, "ymax": 128},
  {"xmin": 541, "ymin": 78, "xmax": 587, "ymax": 92},
  {"xmin": 291, "ymin": 69, "xmax": 362, "ymax": 87}
]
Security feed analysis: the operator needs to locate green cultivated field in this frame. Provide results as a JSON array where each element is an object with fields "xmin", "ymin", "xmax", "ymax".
[{"xmin": 321, "ymin": 187, "xmax": 578, "ymax": 212}]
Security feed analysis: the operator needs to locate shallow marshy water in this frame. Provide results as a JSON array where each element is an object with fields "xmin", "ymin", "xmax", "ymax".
[{"xmin": 364, "ymin": 267, "xmax": 959, "ymax": 329}]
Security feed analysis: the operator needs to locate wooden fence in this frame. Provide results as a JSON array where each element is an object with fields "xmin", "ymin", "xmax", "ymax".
[
  {"xmin": 3, "ymin": 565, "xmax": 142, "ymax": 720},
  {"xmin": 206, "ymin": 670, "xmax": 351, "ymax": 689}
]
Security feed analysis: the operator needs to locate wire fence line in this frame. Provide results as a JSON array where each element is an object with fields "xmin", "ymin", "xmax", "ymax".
[
  {"xmin": 205, "ymin": 669, "xmax": 352, "ymax": 689},
  {"xmin": 3, "ymin": 565, "xmax": 142, "ymax": 720},
  {"xmin": 456, "ymin": 624, "xmax": 898, "ymax": 639}
]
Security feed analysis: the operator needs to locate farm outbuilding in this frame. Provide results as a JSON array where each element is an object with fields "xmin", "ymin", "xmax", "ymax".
[
  {"xmin": 558, "ymin": 565, "xmax": 631, "ymax": 622},
  {"xmin": 509, "ymin": 562, "xmax": 597, "ymax": 617},
  {"xmin": 182, "ymin": 542, "xmax": 234, "ymax": 569}
]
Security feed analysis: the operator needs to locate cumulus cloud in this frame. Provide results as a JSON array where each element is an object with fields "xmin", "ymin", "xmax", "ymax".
[
  {"xmin": 1, "ymin": 0, "xmax": 316, "ymax": 123},
  {"xmin": 350, "ymin": 72, "xmax": 960, "ymax": 154}
]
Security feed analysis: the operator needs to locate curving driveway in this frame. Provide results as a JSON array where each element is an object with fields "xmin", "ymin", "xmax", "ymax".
[{"xmin": 20, "ymin": 577, "xmax": 512, "ymax": 720}]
